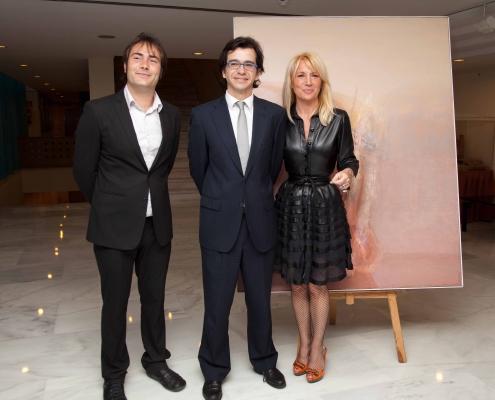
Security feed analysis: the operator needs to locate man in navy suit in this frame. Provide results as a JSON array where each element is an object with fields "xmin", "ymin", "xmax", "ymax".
[{"xmin": 188, "ymin": 37, "xmax": 287, "ymax": 400}]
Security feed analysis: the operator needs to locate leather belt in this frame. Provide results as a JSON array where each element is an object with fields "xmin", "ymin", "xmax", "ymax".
[{"xmin": 287, "ymin": 174, "xmax": 330, "ymax": 204}]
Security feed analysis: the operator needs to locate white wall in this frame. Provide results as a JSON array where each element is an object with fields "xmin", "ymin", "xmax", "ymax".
[
  {"xmin": 25, "ymin": 86, "xmax": 41, "ymax": 137},
  {"xmin": 88, "ymin": 58, "xmax": 115, "ymax": 100},
  {"xmin": 453, "ymin": 67, "xmax": 495, "ymax": 170}
]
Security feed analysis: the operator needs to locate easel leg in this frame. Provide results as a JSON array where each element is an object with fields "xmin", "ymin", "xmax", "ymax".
[
  {"xmin": 329, "ymin": 298, "xmax": 338, "ymax": 325},
  {"xmin": 387, "ymin": 292, "xmax": 407, "ymax": 363}
]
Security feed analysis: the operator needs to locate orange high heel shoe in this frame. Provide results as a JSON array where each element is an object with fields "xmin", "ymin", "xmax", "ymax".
[
  {"xmin": 306, "ymin": 345, "xmax": 327, "ymax": 383},
  {"xmin": 293, "ymin": 338, "xmax": 308, "ymax": 376}
]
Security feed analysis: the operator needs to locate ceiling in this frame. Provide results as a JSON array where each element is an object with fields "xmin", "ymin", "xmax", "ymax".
[{"xmin": 1, "ymin": 0, "xmax": 495, "ymax": 93}]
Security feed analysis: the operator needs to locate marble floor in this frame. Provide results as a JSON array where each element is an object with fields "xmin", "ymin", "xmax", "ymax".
[{"xmin": 1, "ymin": 179, "xmax": 495, "ymax": 399}]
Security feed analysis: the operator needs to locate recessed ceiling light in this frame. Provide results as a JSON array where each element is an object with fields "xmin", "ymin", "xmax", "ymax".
[
  {"xmin": 51, "ymin": 88, "xmax": 55, "ymax": 91},
  {"xmin": 34, "ymin": 75, "xmax": 40, "ymax": 78},
  {"xmin": 60, "ymin": 95, "xmax": 64, "ymax": 98},
  {"xmin": 193, "ymin": 52, "xmax": 203, "ymax": 56},
  {"xmin": 98, "ymin": 35, "xmax": 116, "ymax": 39},
  {"xmin": 0, "ymin": 46, "xmax": 6, "ymax": 49},
  {"xmin": 453, "ymin": 59, "xmax": 465, "ymax": 62},
  {"xmin": 44, "ymin": 83, "xmax": 49, "ymax": 86},
  {"xmin": 19, "ymin": 64, "xmax": 28, "ymax": 67}
]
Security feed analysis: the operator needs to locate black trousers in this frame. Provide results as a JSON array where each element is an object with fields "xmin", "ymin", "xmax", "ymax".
[
  {"xmin": 199, "ymin": 216, "xmax": 278, "ymax": 381},
  {"xmin": 94, "ymin": 218, "xmax": 171, "ymax": 381}
]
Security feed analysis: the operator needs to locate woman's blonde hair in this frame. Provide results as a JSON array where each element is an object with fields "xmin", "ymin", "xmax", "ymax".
[{"xmin": 282, "ymin": 52, "xmax": 335, "ymax": 126}]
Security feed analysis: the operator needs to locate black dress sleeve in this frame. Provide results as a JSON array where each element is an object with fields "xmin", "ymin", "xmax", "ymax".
[{"xmin": 337, "ymin": 110, "xmax": 359, "ymax": 177}]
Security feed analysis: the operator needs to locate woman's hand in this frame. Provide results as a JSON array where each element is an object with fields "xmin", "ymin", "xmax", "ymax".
[
  {"xmin": 346, "ymin": 269, "xmax": 355, "ymax": 278},
  {"xmin": 330, "ymin": 169, "xmax": 352, "ymax": 192}
]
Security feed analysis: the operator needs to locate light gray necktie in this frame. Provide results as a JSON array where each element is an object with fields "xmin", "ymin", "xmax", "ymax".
[{"xmin": 235, "ymin": 101, "xmax": 249, "ymax": 174}]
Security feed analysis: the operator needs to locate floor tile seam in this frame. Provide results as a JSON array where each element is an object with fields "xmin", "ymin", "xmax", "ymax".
[
  {"xmin": 456, "ymin": 299, "xmax": 495, "ymax": 313},
  {"xmin": 0, "ymin": 277, "xmax": 65, "ymax": 285},
  {"xmin": 332, "ymin": 365, "xmax": 492, "ymax": 397},
  {"xmin": 0, "ymin": 331, "xmax": 56, "ymax": 343},
  {"xmin": 0, "ymin": 379, "xmax": 47, "ymax": 398},
  {"xmin": 414, "ymin": 298, "xmax": 495, "ymax": 315},
  {"xmin": 1, "ymin": 325, "xmax": 102, "ymax": 343},
  {"xmin": 55, "ymin": 304, "xmax": 102, "ymax": 316},
  {"xmin": 463, "ymin": 360, "xmax": 495, "ymax": 368},
  {"xmin": 339, "ymin": 334, "xmax": 385, "ymax": 370},
  {"xmin": 52, "ymin": 325, "xmax": 102, "ymax": 336},
  {"xmin": 0, "ymin": 288, "xmax": 70, "ymax": 307},
  {"xmin": 464, "ymin": 270, "xmax": 495, "ymax": 281},
  {"xmin": 0, "ymin": 245, "xmax": 60, "ymax": 251},
  {"xmin": 448, "ymin": 367, "xmax": 495, "ymax": 393},
  {"xmin": 2, "ymin": 261, "xmax": 66, "ymax": 269},
  {"xmin": 480, "ymin": 378, "xmax": 495, "ymax": 391},
  {"xmin": 454, "ymin": 307, "xmax": 495, "ymax": 328},
  {"xmin": 0, "ymin": 277, "xmax": 94, "ymax": 304},
  {"xmin": 359, "ymin": 299, "xmax": 393, "ymax": 321}
]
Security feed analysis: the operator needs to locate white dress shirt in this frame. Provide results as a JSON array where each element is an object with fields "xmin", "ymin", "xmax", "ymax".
[
  {"xmin": 124, "ymin": 85, "xmax": 162, "ymax": 217},
  {"xmin": 225, "ymin": 91, "xmax": 254, "ymax": 149}
]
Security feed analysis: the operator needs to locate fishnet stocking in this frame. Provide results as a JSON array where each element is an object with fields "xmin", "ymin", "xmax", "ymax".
[
  {"xmin": 292, "ymin": 283, "xmax": 330, "ymax": 370},
  {"xmin": 308, "ymin": 283, "xmax": 329, "ymax": 370},
  {"xmin": 291, "ymin": 284, "xmax": 311, "ymax": 365}
]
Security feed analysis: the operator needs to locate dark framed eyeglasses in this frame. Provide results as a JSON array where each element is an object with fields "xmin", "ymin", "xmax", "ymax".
[{"xmin": 226, "ymin": 61, "xmax": 258, "ymax": 71}]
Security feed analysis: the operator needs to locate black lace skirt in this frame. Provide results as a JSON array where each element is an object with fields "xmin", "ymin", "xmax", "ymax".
[{"xmin": 274, "ymin": 177, "xmax": 353, "ymax": 286}]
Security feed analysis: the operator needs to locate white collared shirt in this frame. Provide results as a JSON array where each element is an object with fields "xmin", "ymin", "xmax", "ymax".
[
  {"xmin": 225, "ymin": 91, "xmax": 254, "ymax": 148},
  {"xmin": 124, "ymin": 85, "xmax": 162, "ymax": 217}
]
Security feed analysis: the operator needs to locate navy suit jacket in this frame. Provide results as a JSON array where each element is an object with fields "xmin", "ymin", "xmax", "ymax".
[{"xmin": 188, "ymin": 95, "xmax": 286, "ymax": 253}]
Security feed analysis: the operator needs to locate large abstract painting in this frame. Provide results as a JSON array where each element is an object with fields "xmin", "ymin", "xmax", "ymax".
[{"xmin": 235, "ymin": 17, "xmax": 462, "ymax": 290}]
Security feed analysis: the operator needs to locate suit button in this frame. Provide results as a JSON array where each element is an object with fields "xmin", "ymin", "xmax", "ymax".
[
  {"xmin": 310, "ymin": 128, "xmax": 314, "ymax": 132},
  {"xmin": 240, "ymin": 202, "xmax": 244, "ymax": 208},
  {"xmin": 304, "ymin": 154, "xmax": 308, "ymax": 159},
  {"xmin": 142, "ymin": 198, "xmax": 147, "ymax": 203},
  {"xmin": 308, "ymin": 141, "xmax": 312, "ymax": 145}
]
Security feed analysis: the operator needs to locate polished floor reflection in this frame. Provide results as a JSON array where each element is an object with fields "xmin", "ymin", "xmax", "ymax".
[{"xmin": 0, "ymin": 194, "xmax": 494, "ymax": 399}]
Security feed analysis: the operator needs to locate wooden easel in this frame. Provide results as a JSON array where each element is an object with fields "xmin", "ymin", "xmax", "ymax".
[{"xmin": 328, "ymin": 290, "xmax": 407, "ymax": 363}]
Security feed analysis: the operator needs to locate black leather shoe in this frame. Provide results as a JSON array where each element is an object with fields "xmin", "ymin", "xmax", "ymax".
[
  {"xmin": 103, "ymin": 381, "xmax": 127, "ymax": 400},
  {"xmin": 202, "ymin": 380, "xmax": 222, "ymax": 400},
  {"xmin": 146, "ymin": 367, "xmax": 186, "ymax": 392},
  {"xmin": 254, "ymin": 367, "xmax": 286, "ymax": 389}
]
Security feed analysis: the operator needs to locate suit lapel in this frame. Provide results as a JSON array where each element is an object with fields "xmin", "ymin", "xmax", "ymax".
[
  {"xmin": 114, "ymin": 91, "xmax": 147, "ymax": 170},
  {"xmin": 212, "ymin": 96, "xmax": 243, "ymax": 175},
  {"xmin": 244, "ymin": 96, "xmax": 268, "ymax": 177},
  {"xmin": 149, "ymin": 108, "xmax": 168, "ymax": 172}
]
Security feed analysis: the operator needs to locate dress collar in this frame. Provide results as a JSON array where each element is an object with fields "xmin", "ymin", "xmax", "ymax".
[{"xmin": 291, "ymin": 104, "xmax": 319, "ymax": 120}]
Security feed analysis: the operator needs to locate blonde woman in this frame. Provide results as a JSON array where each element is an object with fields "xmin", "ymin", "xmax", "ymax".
[{"xmin": 274, "ymin": 53, "xmax": 359, "ymax": 383}]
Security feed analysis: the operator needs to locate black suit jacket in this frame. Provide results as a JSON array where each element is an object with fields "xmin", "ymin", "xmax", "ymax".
[
  {"xmin": 188, "ymin": 95, "xmax": 286, "ymax": 253},
  {"xmin": 73, "ymin": 89, "xmax": 180, "ymax": 250}
]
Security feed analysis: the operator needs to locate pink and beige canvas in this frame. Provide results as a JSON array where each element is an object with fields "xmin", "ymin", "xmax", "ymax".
[{"xmin": 234, "ymin": 17, "xmax": 462, "ymax": 290}]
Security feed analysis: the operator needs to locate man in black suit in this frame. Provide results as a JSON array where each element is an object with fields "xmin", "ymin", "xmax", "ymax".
[
  {"xmin": 188, "ymin": 37, "xmax": 287, "ymax": 400},
  {"xmin": 73, "ymin": 33, "xmax": 186, "ymax": 400}
]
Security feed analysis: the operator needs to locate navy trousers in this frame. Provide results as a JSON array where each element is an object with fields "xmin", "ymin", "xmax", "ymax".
[{"xmin": 199, "ymin": 216, "xmax": 278, "ymax": 381}]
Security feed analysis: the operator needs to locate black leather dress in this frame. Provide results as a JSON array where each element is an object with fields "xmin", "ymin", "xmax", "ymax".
[{"xmin": 274, "ymin": 107, "xmax": 359, "ymax": 285}]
